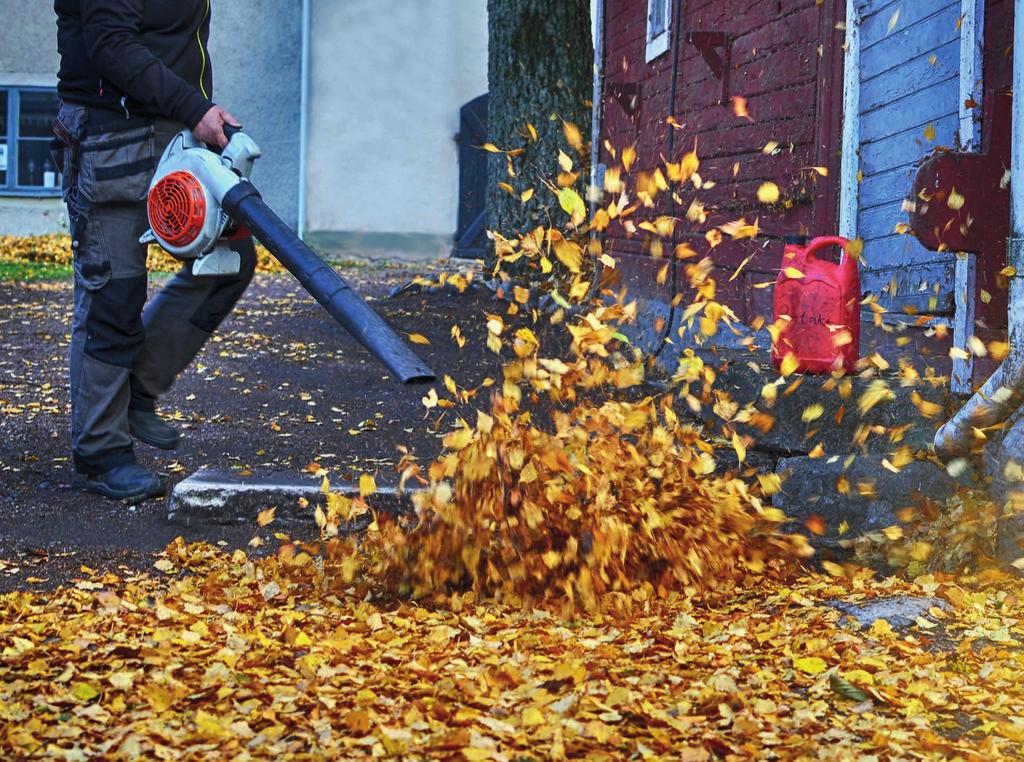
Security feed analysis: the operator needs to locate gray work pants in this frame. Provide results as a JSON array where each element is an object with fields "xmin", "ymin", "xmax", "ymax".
[{"xmin": 56, "ymin": 103, "xmax": 255, "ymax": 475}]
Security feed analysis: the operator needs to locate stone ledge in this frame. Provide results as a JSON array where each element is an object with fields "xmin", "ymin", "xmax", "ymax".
[
  {"xmin": 773, "ymin": 454, "xmax": 966, "ymax": 548},
  {"xmin": 168, "ymin": 469, "xmax": 411, "ymax": 529},
  {"xmin": 828, "ymin": 596, "xmax": 950, "ymax": 630}
]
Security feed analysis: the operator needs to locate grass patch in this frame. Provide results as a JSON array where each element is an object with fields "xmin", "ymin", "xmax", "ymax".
[{"xmin": 0, "ymin": 261, "xmax": 74, "ymax": 282}]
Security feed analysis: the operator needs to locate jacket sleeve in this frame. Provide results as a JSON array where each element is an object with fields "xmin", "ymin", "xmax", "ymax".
[{"xmin": 80, "ymin": 0, "xmax": 214, "ymax": 129}]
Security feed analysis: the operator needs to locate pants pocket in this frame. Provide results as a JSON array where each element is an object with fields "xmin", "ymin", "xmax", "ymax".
[
  {"xmin": 78, "ymin": 125, "xmax": 157, "ymax": 204},
  {"xmin": 70, "ymin": 205, "xmax": 112, "ymax": 292}
]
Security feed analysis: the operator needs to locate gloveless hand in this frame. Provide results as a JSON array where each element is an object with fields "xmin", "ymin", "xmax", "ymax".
[{"xmin": 192, "ymin": 105, "xmax": 241, "ymax": 149}]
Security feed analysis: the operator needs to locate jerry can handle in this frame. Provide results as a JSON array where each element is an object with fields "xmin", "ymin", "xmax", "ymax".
[{"xmin": 804, "ymin": 236, "xmax": 852, "ymax": 266}]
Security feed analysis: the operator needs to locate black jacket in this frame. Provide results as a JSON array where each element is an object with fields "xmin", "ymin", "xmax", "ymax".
[{"xmin": 55, "ymin": 0, "xmax": 215, "ymax": 129}]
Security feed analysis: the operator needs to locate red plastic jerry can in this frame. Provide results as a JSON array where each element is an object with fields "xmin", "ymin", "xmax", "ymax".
[{"xmin": 771, "ymin": 235, "xmax": 861, "ymax": 375}]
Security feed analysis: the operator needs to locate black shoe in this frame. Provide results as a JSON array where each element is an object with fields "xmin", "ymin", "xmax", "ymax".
[
  {"xmin": 86, "ymin": 463, "xmax": 165, "ymax": 501},
  {"xmin": 128, "ymin": 409, "xmax": 182, "ymax": 450}
]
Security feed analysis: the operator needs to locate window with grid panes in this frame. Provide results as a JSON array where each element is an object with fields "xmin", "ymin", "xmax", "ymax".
[{"xmin": 0, "ymin": 88, "xmax": 62, "ymax": 195}]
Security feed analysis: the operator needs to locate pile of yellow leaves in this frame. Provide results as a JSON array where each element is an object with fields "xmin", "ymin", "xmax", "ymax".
[
  {"xmin": 0, "ymin": 234, "xmax": 285, "ymax": 274},
  {"xmin": 3, "ymin": 544, "xmax": 1024, "ymax": 759},
  {"xmin": 315, "ymin": 299, "xmax": 812, "ymax": 615}
]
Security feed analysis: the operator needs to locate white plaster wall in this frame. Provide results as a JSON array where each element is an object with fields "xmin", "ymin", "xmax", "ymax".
[
  {"xmin": 209, "ymin": 0, "xmax": 303, "ymax": 229},
  {"xmin": 0, "ymin": 1, "xmax": 63, "ymax": 235},
  {"xmin": 0, "ymin": 2, "xmax": 59, "ymax": 83},
  {"xmin": 0, "ymin": 198, "xmax": 66, "ymax": 236},
  {"xmin": 305, "ymin": 0, "xmax": 488, "ymax": 237}
]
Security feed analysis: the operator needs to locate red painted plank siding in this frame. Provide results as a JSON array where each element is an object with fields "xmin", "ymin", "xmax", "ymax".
[{"xmin": 599, "ymin": 0, "xmax": 845, "ymax": 323}]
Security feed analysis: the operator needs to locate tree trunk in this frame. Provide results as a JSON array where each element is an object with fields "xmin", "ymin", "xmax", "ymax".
[{"xmin": 486, "ymin": 0, "xmax": 593, "ymax": 256}]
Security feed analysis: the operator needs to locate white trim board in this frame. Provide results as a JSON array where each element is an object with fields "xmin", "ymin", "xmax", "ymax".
[
  {"xmin": 959, "ymin": 0, "xmax": 985, "ymax": 151},
  {"xmin": 838, "ymin": 0, "xmax": 861, "ymax": 240},
  {"xmin": 645, "ymin": 0, "xmax": 671, "ymax": 62},
  {"xmin": 951, "ymin": 0, "xmax": 985, "ymax": 393}
]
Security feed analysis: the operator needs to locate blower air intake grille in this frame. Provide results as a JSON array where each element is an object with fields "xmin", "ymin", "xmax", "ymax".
[{"xmin": 148, "ymin": 171, "xmax": 207, "ymax": 248}]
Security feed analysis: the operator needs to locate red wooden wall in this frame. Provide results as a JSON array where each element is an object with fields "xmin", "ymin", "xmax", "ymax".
[{"xmin": 599, "ymin": 0, "xmax": 846, "ymax": 324}]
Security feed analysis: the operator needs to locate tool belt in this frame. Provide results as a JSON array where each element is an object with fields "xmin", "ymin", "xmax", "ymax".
[{"xmin": 53, "ymin": 106, "xmax": 158, "ymax": 203}]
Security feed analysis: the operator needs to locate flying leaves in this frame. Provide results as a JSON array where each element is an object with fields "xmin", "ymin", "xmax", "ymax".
[{"xmin": 757, "ymin": 182, "xmax": 781, "ymax": 204}]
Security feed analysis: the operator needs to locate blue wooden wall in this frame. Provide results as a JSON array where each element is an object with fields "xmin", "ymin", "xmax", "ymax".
[{"xmin": 855, "ymin": 0, "xmax": 961, "ymax": 311}]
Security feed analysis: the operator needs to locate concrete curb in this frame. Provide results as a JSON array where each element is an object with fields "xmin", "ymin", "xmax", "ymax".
[{"xmin": 167, "ymin": 469, "xmax": 411, "ymax": 528}]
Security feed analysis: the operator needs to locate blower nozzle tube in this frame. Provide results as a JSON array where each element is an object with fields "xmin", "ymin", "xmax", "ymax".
[{"xmin": 222, "ymin": 183, "xmax": 435, "ymax": 385}]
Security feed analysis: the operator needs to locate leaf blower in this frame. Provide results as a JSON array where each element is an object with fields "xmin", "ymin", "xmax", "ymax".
[{"xmin": 140, "ymin": 127, "xmax": 435, "ymax": 384}]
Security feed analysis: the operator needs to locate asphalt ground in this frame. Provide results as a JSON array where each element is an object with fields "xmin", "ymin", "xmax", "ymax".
[{"xmin": 0, "ymin": 263, "xmax": 504, "ymax": 592}]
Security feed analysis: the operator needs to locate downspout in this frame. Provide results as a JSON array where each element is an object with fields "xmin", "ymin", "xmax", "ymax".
[
  {"xmin": 934, "ymin": 0, "xmax": 1024, "ymax": 459},
  {"xmin": 649, "ymin": 0, "xmax": 686, "ymax": 359},
  {"xmin": 586, "ymin": 0, "xmax": 606, "ymax": 302},
  {"xmin": 297, "ymin": 0, "xmax": 312, "ymax": 236}
]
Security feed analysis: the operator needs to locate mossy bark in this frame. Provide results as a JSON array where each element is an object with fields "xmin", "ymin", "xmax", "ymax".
[{"xmin": 486, "ymin": 0, "xmax": 593, "ymax": 257}]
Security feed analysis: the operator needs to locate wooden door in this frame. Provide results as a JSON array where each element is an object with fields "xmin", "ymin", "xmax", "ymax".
[{"xmin": 850, "ymin": 0, "xmax": 963, "ymax": 312}]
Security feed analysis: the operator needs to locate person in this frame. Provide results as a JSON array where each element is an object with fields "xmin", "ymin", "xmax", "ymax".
[{"xmin": 53, "ymin": 0, "xmax": 257, "ymax": 501}]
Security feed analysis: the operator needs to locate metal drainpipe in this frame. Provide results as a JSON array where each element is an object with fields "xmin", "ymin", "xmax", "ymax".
[
  {"xmin": 650, "ymin": 0, "xmax": 686, "ymax": 360},
  {"xmin": 934, "ymin": 0, "xmax": 1024, "ymax": 460},
  {"xmin": 297, "ymin": 0, "xmax": 312, "ymax": 236},
  {"xmin": 586, "ymin": 0, "xmax": 606, "ymax": 302}
]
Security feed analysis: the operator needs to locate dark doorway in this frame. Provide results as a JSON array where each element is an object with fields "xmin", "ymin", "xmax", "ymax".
[{"xmin": 453, "ymin": 93, "xmax": 488, "ymax": 259}]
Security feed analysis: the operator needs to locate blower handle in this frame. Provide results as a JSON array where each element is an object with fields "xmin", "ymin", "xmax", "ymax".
[
  {"xmin": 223, "ymin": 123, "xmax": 244, "ymax": 141},
  {"xmin": 221, "ymin": 183, "xmax": 436, "ymax": 385}
]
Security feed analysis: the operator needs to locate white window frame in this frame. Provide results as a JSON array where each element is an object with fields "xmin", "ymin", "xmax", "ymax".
[
  {"xmin": 0, "ymin": 86, "xmax": 62, "ymax": 198},
  {"xmin": 646, "ymin": 0, "xmax": 672, "ymax": 62}
]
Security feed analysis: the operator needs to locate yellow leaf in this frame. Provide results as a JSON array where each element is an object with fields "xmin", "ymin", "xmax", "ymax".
[
  {"xmin": 779, "ymin": 354, "xmax": 799, "ymax": 377},
  {"xmin": 482, "ymin": 143, "xmax": 501, "ymax": 153},
  {"xmin": 947, "ymin": 187, "xmax": 965, "ymax": 210},
  {"xmin": 444, "ymin": 427, "xmax": 474, "ymax": 450},
  {"xmin": 656, "ymin": 263, "xmax": 670, "ymax": 285},
  {"xmin": 882, "ymin": 525, "xmax": 903, "ymax": 541},
  {"xmin": 257, "ymin": 507, "xmax": 277, "ymax": 527},
  {"xmin": 887, "ymin": 8, "xmax": 900, "ymax": 34},
  {"xmin": 359, "ymin": 473, "xmax": 376, "ymax": 497},
  {"xmin": 924, "ymin": 123, "xmax": 936, "ymax": 142},
  {"xmin": 345, "ymin": 709, "xmax": 372, "ymax": 735},
  {"xmin": 557, "ymin": 187, "xmax": 586, "ymax": 222},
  {"xmin": 195, "ymin": 709, "xmax": 230, "ymax": 739},
  {"xmin": 783, "ymin": 266, "xmax": 806, "ymax": 280},
  {"xmin": 520, "ymin": 188, "xmax": 534, "ymax": 203},
  {"xmin": 869, "ymin": 618, "xmax": 895, "ymax": 638},
  {"xmin": 732, "ymin": 95, "xmax": 751, "ymax": 120},
  {"xmin": 562, "ymin": 121, "xmax": 583, "ymax": 151},
  {"xmin": 407, "ymin": 333, "xmax": 431, "ymax": 345},
  {"xmin": 680, "ymin": 150, "xmax": 700, "ymax": 182},
  {"xmin": 522, "ymin": 706, "xmax": 545, "ymax": 726},
  {"xmin": 107, "ymin": 671, "xmax": 136, "ymax": 691},
  {"xmin": 757, "ymin": 182, "xmax": 780, "ymax": 204},
  {"xmin": 553, "ymin": 240, "xmax": 583, "ymax": 273},
  {"xmin": 558, "ymin": 150, "xmax": 573, "ymax": 172},
  {"xmin": 72, "ymin": 682, "xmax": 101, "ymax": 702},
  {"xmin": 801, "ymin": 403, "xmax": 824, "ymax": 423},
  {"xmin": 732, "ymin": 431, "xmax": 746, "ymax": 463},
  {"xmin": 794, "ymin": 656, "xmax": 828, "ymax": 675},
  {"xmin": 622, "ymin": 144, "xmax": 637, "ymax": 172},
  {"xmin": 498, "ymin": 182, "xmax": 515, "ymax": 195}
]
